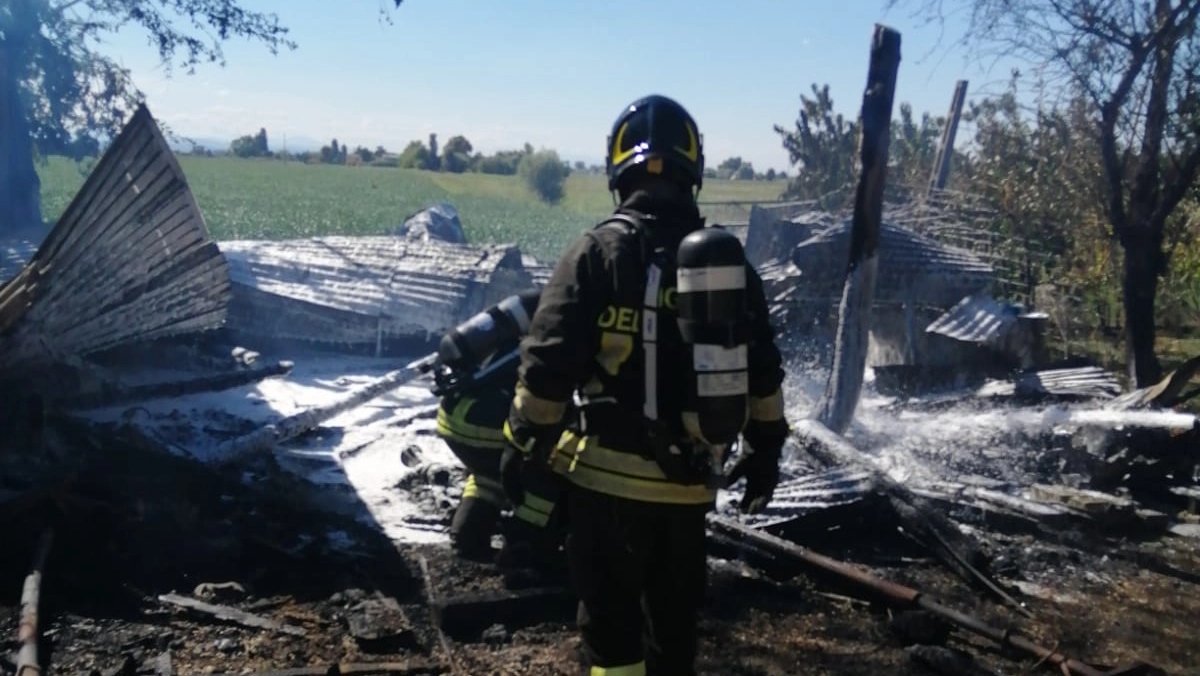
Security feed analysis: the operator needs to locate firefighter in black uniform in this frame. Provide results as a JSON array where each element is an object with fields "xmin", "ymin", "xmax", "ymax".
[
  {"xmin": 501, "ymin": 95, "xmax": 789, "ymax": 676},
  {"xmin": 432, "ymin": 289, "xmax": 564, "ymax": 567}
]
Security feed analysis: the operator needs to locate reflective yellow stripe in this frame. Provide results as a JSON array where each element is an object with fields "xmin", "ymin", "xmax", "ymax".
[
  {"xmin": 462, "ymin": 474, "xmax": 507, "ymax": 506},
  {"xmin": 437, "ymin": 398, "xmax": 506, "ymax": 448},
  {"xmin": 750, "ymin": 389, "xmax": 785, "ymax": 421},
  {"xmin": 592, "ymin": 662, "xmax": 646, "ymax": 676},
  {"xmin": 522, "ymin": 492, "xmax": 555, "ymax": 515},
  {"xmin": 514, "ymin": 383, "xmax": 567, "ymax": 425},
  {"xmin": 514, "ymin": 505, "xmax": 551, "ymax": 526},
  {"xmin": 551, "ymin": 433, "xmax": 717, "ymax": 505},
  {"xmin": 513, "ymin": 490, "xmax": 556, "ymax": 527}
]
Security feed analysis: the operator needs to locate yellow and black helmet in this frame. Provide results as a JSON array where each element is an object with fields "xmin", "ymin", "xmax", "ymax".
[{"xmin": 606, "ymin": 94, "xmax": 705, "ymax": 193}]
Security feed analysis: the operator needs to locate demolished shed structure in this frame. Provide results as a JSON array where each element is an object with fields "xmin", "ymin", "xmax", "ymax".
[
  {"xmin": 0, "ymin": 104, "xmax": 232, "ymax": 394},
  {"xmin": 217, "ymin": 236, "xmax": 538, "ymax": 356},
  {"xmin": 748, "ymin": 198, "xmax": 1051, "ymax": 383}
]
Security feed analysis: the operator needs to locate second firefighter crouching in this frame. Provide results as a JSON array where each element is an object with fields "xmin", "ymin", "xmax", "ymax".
[{"xmin": 430, "ymin": 289, "xmax": 567, "ymax": 570}]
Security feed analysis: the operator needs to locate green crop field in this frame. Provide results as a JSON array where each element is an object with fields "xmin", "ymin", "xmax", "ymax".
[{"xmin": 36, "ymin": 155, "xmax": 789, "ymax": 261}]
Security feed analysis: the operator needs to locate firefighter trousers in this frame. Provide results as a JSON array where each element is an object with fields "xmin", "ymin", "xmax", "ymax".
[{"xmin": 564, "ymin": 484, "xmax": 711, "ymax": 676}]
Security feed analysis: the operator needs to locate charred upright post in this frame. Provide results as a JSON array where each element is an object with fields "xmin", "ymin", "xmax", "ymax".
[{"xmin": 815, "ymin": 24, "xmax": 901, "ymax": 434}]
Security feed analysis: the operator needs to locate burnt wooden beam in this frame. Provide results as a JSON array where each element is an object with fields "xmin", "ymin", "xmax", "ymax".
[
  {"xmin": 156, "ymin": 593, "xmax": 307, "ymax": 636},
  {"xmin": 207, "ymin": 662, "xmax": 442, "ymax": 676},
  {"xmin": 416, "ymin": 555, "xmax": 461, "ymax": 676},
  {"xmin": 815, "ymin": 24, "xmax": 901, "ymax": 434},
  {"xmin": 15, "ymin": 529, "xmax": 53, "ymax": 676},
  {"xmin": 432, "ymin": 586, "xmax": 576, "ymax": 641},
  {"xmin": 926, "ymin": 80, "xmax": 969, "ymax": 197}
]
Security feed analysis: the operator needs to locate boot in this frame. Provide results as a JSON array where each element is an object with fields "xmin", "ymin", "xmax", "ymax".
[
  {"xmin": 449, "ymin": 496, "xmax": 501, "ymax": 561},
  {"xmin": 495, "ymin": 516, "xmax": 567, "ymax": 576}
]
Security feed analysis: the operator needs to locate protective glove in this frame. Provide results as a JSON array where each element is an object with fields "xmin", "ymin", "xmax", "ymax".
[
  {"xmin": 725, "ymin": 418, "xmax": 789, "ymax": 514},
  {"xmin": 501, "ymin": 413, "xmax": 561, "ymax": 506}
]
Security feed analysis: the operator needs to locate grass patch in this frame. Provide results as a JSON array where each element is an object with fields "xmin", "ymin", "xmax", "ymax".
[{"xmin": 37, "ymin": 155, "xmax": 788, "ymax": 261}]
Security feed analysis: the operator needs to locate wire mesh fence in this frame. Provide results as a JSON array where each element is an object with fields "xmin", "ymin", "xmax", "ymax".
[{"xmin": 703, "ymin": 186, "xmax": 1117, "ymax": 360}]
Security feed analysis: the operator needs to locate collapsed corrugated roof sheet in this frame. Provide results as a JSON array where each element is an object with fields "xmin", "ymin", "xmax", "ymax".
[
  {"xmin": 974, "ymin": 366, "xmax": 1123, "ymax": 401},
  {"xmin": 926, "ymin": 294, "xmax": 1024, "ymax": 345},
  {"xmin": 218, "ymin": 236, "xmax": 536, "ymax": 346},
  {"xmin": 783, "ymin": 218, "xmax": 994, "ymax": 307},
  {"xmin": 0, "ymin": 104, "xmax": 231, "ymax": 374}
]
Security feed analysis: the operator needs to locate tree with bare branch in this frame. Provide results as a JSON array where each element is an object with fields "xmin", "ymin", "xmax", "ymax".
[{"xmin": 890, "ymin": 0, "xmax": 1200, "ymax": 386}]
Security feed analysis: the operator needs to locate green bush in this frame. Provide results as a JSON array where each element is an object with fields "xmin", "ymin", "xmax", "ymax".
[{"xmin": 518, "ymin": 149, "xmax": 570, "ymax": 204}]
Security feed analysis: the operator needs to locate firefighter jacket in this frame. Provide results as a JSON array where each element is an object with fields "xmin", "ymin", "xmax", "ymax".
[
  {"xmin": 437, "ymin": 352, "xmax": 560, "ymax": 527},
  {"xmin": 436, "ymin": 356, "xmax": 518, "ymax": 505},
  {"xmin": 512, "ymin": 190, "xmax": 787, "ymax": 506}
]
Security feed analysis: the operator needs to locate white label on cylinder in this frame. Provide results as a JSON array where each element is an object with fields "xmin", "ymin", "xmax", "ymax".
[
  {"xmin": 697, "ymin": 371, "xmax": 749, "ymax": 397},
  {"xmin": 693, "ymin": 344, "xmax": 748, "ymax": 372},
  {"xmin": 677, "ymin": 265, "xmax": 746, "ymax": 293}
]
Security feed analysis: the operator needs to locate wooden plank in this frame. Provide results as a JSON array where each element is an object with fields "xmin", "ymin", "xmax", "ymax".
[
  {"xmin": 156, "ymin": 593, "xmax": 307, "ymax": 637},
  {"xmin": 432, "ymin": 586, "xmax": 576, "ymax": 641}
]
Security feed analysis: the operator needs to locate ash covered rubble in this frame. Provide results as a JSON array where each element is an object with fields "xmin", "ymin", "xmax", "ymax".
[
  {"xmin": 0, "ymin": 105, "xmax": 1198, "ymax": 676},
  {"xmin": 741, "ymin": 199, "xmax": 1200, "ymax": 531}
]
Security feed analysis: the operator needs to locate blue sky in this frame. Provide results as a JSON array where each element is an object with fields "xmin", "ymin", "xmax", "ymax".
[{"xmin": 105, "ymin": 0, "xmax": 1022, "ymax": 172}]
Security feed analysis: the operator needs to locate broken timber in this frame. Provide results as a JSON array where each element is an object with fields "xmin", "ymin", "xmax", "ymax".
[
  {"xmin": 433, "ymin": 586, "xmax": 576, "ymax": 641},
  {"xmin": 207, "ymin": 353, "xmax": 435, "ymax": 465},
  {"xmin": 707, "ymin": 516, "xmax": 1159, "ymax": 676},
  {"xmin": 16, "ymin": 529, "xmax": 53, "ymax": 676},
  {"xmin": 416, "ymin": 554, "xmax": 461, "ymax": 676},
  {"xmin": 207, "ymin": 663, "xmax": 441, "ymax": 676},
  {"xmin": 815, "ymin": 23, "xmax": 899, "ymax": 434},
  {"xmin": 156, "ymin": 593, "xmax": 306, "ymax": 637}
]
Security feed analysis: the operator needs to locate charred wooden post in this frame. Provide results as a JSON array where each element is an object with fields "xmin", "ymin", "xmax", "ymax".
[
  {"xmin": 0, "ymin": 104, "xmax": 231, "ymax": 385},
  {"xmin": 815, "ymin": 24, "xmax": 900, "ymax": 434},
  {"xmin": 16, "ymin": 529, "xmax": 53, "ymax": 676},
  {"xmin": 926, "ymin": 80, "xmax": 968, "ymax": 197}
]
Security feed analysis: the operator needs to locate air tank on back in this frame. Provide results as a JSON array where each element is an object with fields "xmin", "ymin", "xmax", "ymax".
[{"xmin": 674, "ymin": 226, "xmax": 750, "ymax": 447}]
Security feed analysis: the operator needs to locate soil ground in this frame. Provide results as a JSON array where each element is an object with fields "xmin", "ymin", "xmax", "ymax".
[{"xmin": 1, "ymin": 417, "xmax": 1198, "ymax": 676}]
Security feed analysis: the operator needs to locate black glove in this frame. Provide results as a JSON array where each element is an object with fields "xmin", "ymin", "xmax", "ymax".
[
  {"xmin": 501, "ymin": 414, "xmax": 561, "ymax": 506},
  {"xmin": 725, "ymin": 418, "xmax": 789, "ymax": 514}
]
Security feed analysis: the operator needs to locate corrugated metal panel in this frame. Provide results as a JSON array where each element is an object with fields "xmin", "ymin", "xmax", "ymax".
[
  {"xmin": 975, "ymin": 366, "xmax": 1122, "ymax": 400},
  {"xmin": 0, "ymin": 104, "xmax": 231, "ymax": 372},
  {"xmin": 784, "ymin": 218, "xmax": 994, "ymax": 307},
  {"xmin": 743, "ymin": 202, "xmax": 832, "ymax": 267},
  {"xmin": 521, "ymin": 254, "xmax": 554, "ymax": 288},
  {"xmin": 925, "ymin": 294, "xmax": 1019, "ymax": 344},
  {"xmin": 219, "ymin": 236, "xmax": 536, "ymax": 345}
]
